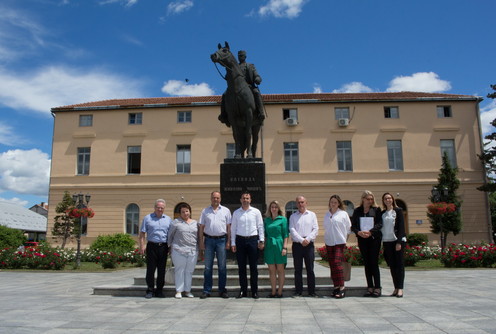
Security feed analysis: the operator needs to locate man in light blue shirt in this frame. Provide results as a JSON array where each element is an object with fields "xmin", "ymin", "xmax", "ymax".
[{"xmin": 139, "ymin": 199, "xmax": 172, "ymax": 298}]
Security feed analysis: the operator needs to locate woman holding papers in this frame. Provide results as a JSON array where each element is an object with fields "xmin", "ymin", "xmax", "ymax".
[
  {"xmin": 323, "ymin": 194, "xmax": 351, "ymax": 298},
  {"xmin": 351, "ymin": 190, "xmax": 383, "ymax": 297},
  {"xmin": 381, "ymin": 192, "xmax": 406, "ymax": 298}
]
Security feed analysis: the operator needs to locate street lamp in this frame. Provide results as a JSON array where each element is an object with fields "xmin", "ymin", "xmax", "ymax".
[
  {"xmin": 72, "ymin": 192, "xmax": 91, "ymax": 268},
  {"xmin": 431, "ymin": 186, "xmax": 448, "ymax": 250}
]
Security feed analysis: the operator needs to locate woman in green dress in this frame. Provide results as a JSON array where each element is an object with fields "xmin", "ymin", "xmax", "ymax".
[{"xmin": 264, "ymin": 200, "xmax": 289, "ymax": 298}]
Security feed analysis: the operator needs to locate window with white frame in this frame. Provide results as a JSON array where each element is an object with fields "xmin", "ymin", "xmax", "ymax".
[
  {"xmin": 79, "ymin": 115, "xmax": 93, "ymax": 127},
  {"xmin": 440, "ymin": 139, "xmax": 457, "ymax": 167},
  {"xmin": 177, "ymin": 111, "xmax": 192, "ymax": 123},
  {"xmin": 283, "ymin": 108, "xmax": 298, "ymax": 121},
  {"xmin": 387, "ymin": 140, "xmax": 404, "ymax": 171},
  {"xmin": 384, "ymin": 106, "xmax": 399, "ymax": 119},
  {"xmin": 336, "ymin": 141, "xmax": 353, "ymax": 171},
  {"xmin": 284, "ymin": 142, "xmax": 299, "ymax": 172},
  {"xmin": 437, "ymin": 106, "xmax": 452, "ymax": 118},
  {"xmin": 129, "ymin": 113, "xmax": 142, "ymax": 125},
  {"xmin": 127, "ymin": 146, "xmax": 141, "ymax": 174},
  {"xmin": 126, "ymin": 203, "xmax": 140, "ymax": 235},
  {"xmin": 177, "ymin": 145, "xmax": 191, "ymax": 173},
  {"xmin": 334, "ymin": 107, "xmax": 350, "ymax": 120},
  {"xmin": 77, "ymin": 147, "xmax": 91, "ymax": 175}
]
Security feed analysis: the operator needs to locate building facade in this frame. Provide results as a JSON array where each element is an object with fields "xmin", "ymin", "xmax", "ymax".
[{"xmin": 48, "ymin": 92, "xmax": 492, "ymax": 247}]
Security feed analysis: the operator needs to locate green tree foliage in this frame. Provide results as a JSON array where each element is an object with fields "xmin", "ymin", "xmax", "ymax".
[
  {"xmin": 0, "ymin": 225, "xmax": 26, "ymax": 249},
  {"xmin": 90, "ymin": 233, "xmax": 137, "ymax": 253},
  {"xmin": 478, "ymin": 84, "xmax": 496, "ymax": 192},
  {"xmin": 488, "ymin": 192, "xmax": 496, "ymax": 241},
  {"xmin": 428, "ymin": 153, "xmax": 462, "ymax": 248},
  {"xmin": 51, "ymin": 191, "xmax": 76, "ymax": 249}
]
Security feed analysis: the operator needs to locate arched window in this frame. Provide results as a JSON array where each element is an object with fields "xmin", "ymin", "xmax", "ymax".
[
  {"xmin": 126, "ymin": 204, "xmax": 140, "ymax": 235},
  {"xmin": 343, "ymin": 200, "xmax": 355, "ymax": 217},
  {"xmin": 285, "ymin": 201, "xmax": 298, "ymax": 221}
]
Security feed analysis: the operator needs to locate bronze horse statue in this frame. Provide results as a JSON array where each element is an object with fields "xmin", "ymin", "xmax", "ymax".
[{"xmin": 211, "ymin": 42, "xmax": 263, "ymax": 159}]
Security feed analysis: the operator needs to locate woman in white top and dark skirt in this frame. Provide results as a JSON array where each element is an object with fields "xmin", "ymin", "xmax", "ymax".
[
  {"xmin": 324, "ymin": 195, "xmax": 351, "ymax": 298},
  {"xmin": 381, "ymin": 192, "xmax": 406, "ymax": 298}
]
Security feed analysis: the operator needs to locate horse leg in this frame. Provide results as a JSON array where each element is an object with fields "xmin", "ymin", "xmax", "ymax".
[
  {"xmin": 232, "ymin": 126, "xmax": 242, "ymax": 159},
  {"xmin": 251, "ymin": 124, "xmax": 261, "ymax": 158}
]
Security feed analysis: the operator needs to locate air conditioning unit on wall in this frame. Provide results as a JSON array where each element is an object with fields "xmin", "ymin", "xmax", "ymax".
[
  {"xmin": 338, "ymin": 118, "xmax": 349, "ymax": 127},
  {"xmin": 286, "ymin": 117, "xmax": 298, "ymax": 126}
]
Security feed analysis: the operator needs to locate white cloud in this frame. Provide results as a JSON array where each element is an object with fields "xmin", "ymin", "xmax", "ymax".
[
  {"xmin": 480, "ymin": 100, "xmax": 496, "ymax": 136},
  {"xmin": 387, "ymin": 72, "xmax": 451, "ymax": 93},
  {"xmin": 333, "ymin": 82, "xmax": 374, "ymax": 93},
  {"xmin": 313, "ymin": 84, "xmax": 322, "ymax": 93},
  {"xmin": 0, "ymin": 196, "xmax": 28, "ymax": 207},
  {"xmin": 0, "ymin": 149, "xmax": 50, "ymax": 196},
  {"xmin": 161, "ymin": 80, "xmax": 214, "ymax": 96},
  {"xmin": 0, "ymin": 66, "xmax": 145, "ymax": 114},
  {"xmin": 0, "ymin": 122, "xmax": 27, "ymax": 146},
  {"xmin": 167, "ymin": 0, "xmax": 194, "ymax": 15},
  {"xmin": 99, "ymin": 0, "xmax": 138, "ymax": 7},
  {"xmin": 258, "ymin": 0, "xmax": 307, "ymax": 19}
]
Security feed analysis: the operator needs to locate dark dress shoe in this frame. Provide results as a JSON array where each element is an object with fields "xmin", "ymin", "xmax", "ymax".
[
  {"xmin": 220, "ymin": 291, "xmax": 229, "ymax": 299},
  {"xmin": 293, "ymin": 292, "xmax": 302, "ymax": 297},
  {"xmin": 154, "ymin": 291, "xmax": 165, "ymax": 298},
  {"xmin": 252, "ymin": 293, "xmax": 259, "ymax": 299},
  {"xmin": 200, "ymin": 292, "xmax": 210, "ymax": 299},
  {"xmin": 308, "ymin": 292, "xmax": 318, "ymax": 298},
  {"xmin": 145, "ymin": 291, "xmax": 153, "ymax": 299},
  {"xmin": 236, "ymin": 291, "xmax": 247, "ymax": 299}
]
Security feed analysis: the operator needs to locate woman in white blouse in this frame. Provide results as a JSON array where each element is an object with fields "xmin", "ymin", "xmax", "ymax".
[
  {"xmin": 168, "ymin": 203, "xmax": 199, "ymax": 299},
  {"xmin": 323, "ymin": 195, "xmax": 351, "ymax": 298}
]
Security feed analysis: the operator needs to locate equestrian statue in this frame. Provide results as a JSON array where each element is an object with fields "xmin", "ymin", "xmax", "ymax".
[{"xmin": 211, "ymin": 42, "xmax": 265, "ymax": 159}]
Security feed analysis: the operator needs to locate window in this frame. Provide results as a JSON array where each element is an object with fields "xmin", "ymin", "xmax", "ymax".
[
  {"xmin": 126, "ymin": 203, "xmax": 140, "ymax": 235},
  {"xmin": 79, "ymin": 115, "xmax": 93, "ymax": 127},
  {"xmin": 129, "ymin": 113, "xmax": 142, "ymax": 125},
  {"xmin": 343, "ymin": 200, "xmax": 355, "ymax": 217},
  {"xmin": 334, "ymin": 107, "xmax": 350, "ymax": 120},
  {"xmin": 387, "ymin": 140, "xmax": 403, "ymax": 171},
  {"xmin": 77, "ymin": 147, "xmax": 91, "ymax": 175},
  {"xmin": 284, "ymin": 142, "xmax": 299, "ymax": 172},
  {"xmin": 177, "ymin": 145, "xmax": 191, "ymax": 173},
  {"xmin": 440, "ymin": 139, "xmax": 457, "ymax": 167},
  {"xmin": 178, "ymin": 111, "xmax": 192, "ymax": 123},
  {"xmin": 437, "ymin": 106, "xmax": 452, "ymax": 118},
  {"xmin": 384, "ymin": 106, "xmax": 399, "ymax": 118},
  {"xmin": 336, "ymin": 141, "xmax": 353, "ymax": 171},
  {"xmin": 127, "ymin": 146, "xmax": 141, "ymax": 174},
  {"xmin": 285, "ymin": 201, "xmax": 298, "ymax": 222},
  {"xmin": 226, "ymin": 143, "xmax": 235, "ymax": 159},
  {"xmin": 283, "ymin": 108, "xmax": 298, "ymax": 120}
]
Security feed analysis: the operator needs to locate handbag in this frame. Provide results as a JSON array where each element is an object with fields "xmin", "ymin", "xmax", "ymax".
[
  {"xmin": 342, "ymin": 261, "xmax": 351, "ymax": 281},
  {"xmin": 165, "ymin": 266, "xmax": 175, "ymax": 284}
]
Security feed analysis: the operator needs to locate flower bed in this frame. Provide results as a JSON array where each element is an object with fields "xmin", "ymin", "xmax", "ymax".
[{"xmin": 440, "ymin": 243, "xmax": 496, "ymax": 268}]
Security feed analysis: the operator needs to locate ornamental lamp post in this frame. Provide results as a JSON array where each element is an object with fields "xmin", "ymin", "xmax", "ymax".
[
  {"xmin": 72, "ymin": 192, "xmax": 91, "ymax": 268},
  {"xmin": 431, "ymin": 186, "xmax": 449, "ymax": 251}
]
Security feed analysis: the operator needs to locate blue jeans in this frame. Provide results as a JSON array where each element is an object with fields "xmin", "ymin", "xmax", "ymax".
[{"xmin": 203, "ymin": 236, "xmax": 227, "ymax": 294}]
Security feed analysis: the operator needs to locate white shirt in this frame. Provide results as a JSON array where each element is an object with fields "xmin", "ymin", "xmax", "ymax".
[
  {"xmin": 230, "ymin": 206, "xmax": 264, "ymax": 246},
  {"xmin": 289, "ymin": 209, "xmax": 319, "ymax": 243},
  {"xmin": 199, "ymin": 204, "xmax": 232, "ymax": 236},
  {"xmin": 381, "ymin": 209, "xmax": 397, "ymax": 242},
  {"xmin": 323, "ymin": 209, "xmax": 351, "ymax": 246}
]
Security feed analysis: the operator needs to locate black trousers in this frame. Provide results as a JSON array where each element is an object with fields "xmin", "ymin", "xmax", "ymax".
[
  {"xmin": 235, "ymin": 236, "xmax": 259, "ymax": 294},
  {"xmin": 383, "ymin": 241, "xmax": 405, "ymax": 289},
  {"xmin": 357, "ymin": 236, "xmax": 382, "ymax": 289},
  {"xmin": 146, "ymin": 242, "xmax": 169, "ymax": 293},
  {"xmin": 292, "ymin": 242, "xmax": 315, "ymax": 294}
]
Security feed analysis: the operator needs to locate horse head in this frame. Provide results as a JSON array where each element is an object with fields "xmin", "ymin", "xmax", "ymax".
[{"xmin": 210, "ymin": 42, "xmax": 236, "ymax": 69}]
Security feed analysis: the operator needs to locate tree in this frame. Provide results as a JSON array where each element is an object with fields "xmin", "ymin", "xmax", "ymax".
[
  {"xmin": 488, "ymin": 192, "xmax": 496, "ymax": 241},
  {"xmin": 478, "ymin": 84, "xmax": 496, "ymax": 192},
  {"xmin": 428, "ymin": 153, "xmax": 462, "ymax": 249},
  {"xmin": 51, "ymin": 191, "xmax": 76, "ymax": 249},
  {"xmin": 0, "ymin": 225, "xmax": 26, "ymax": 249}
]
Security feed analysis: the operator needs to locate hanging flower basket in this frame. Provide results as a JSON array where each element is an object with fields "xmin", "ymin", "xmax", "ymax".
[
  {"xmin": 66, "ymin": 207, "xmax": 95, "ymax": 218},
  {"xmin": 427, "ymin": 202, "xmax": 456, "ymax": 215}
]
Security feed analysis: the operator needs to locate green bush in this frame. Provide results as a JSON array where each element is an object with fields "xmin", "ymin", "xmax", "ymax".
[
  {"xmin": 407, "ymin": 233, "xmax": 429, "ymax": 246},
  {"xmin": 0, "ymin": 225, "xmax": 27, "ymax": 250},
  {"xmin": 90, "ymin": 233, "xmax": 136, "ymax": 254}
]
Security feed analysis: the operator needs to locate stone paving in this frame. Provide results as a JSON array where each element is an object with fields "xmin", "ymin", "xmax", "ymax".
[{"xmin": 0, "ymin": 264, "xmax": 495, "ymax": 333}]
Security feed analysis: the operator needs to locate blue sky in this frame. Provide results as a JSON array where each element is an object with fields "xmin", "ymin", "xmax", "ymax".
[{"xmin": 1, "ymin": 0, "xmax": 495, "ymax": 208}]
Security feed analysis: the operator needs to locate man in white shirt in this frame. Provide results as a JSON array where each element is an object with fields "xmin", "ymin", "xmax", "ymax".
[
  {"xmin": 198, "ymin": 191, "xmax": 232, "ymax": 299},
  {"xmin": 289, "ymin": 195, "xmax": 319, "ymax": 297},
  {"xmin": 231, "ymin": 192, "xmax": 265, "ymax": 299}
]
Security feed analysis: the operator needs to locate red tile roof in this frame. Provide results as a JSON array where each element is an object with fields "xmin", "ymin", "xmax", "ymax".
[{"xmin": 51, "ymin": 92, "xmax": 481, "ymax": 112}]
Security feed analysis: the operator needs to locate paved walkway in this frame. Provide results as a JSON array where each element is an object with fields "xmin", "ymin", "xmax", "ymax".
[{"xmin": 1, "ymin": 263, "xmax": 495, "ymax": 333}]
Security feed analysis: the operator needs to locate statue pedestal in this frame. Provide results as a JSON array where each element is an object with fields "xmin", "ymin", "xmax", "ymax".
[{"xmin": 220, "ymin": 158, "xmax": 266, "ymax": 214}]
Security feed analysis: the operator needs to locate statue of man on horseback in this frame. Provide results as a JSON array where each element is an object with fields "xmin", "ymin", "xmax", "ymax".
[{"xmin": 212, "ymin": 42, "xmax": 265, "ymax": 159}]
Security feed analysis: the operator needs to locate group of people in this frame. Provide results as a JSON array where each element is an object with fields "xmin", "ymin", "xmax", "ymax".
[{"xmin": 138, "ymin": 190, "xmax": 405, "ymax": 299}]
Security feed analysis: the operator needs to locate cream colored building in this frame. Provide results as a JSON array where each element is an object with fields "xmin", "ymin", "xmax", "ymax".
[{"xmin": 48, "ymin": 92, "xmax": 492, "ymax": 247}]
